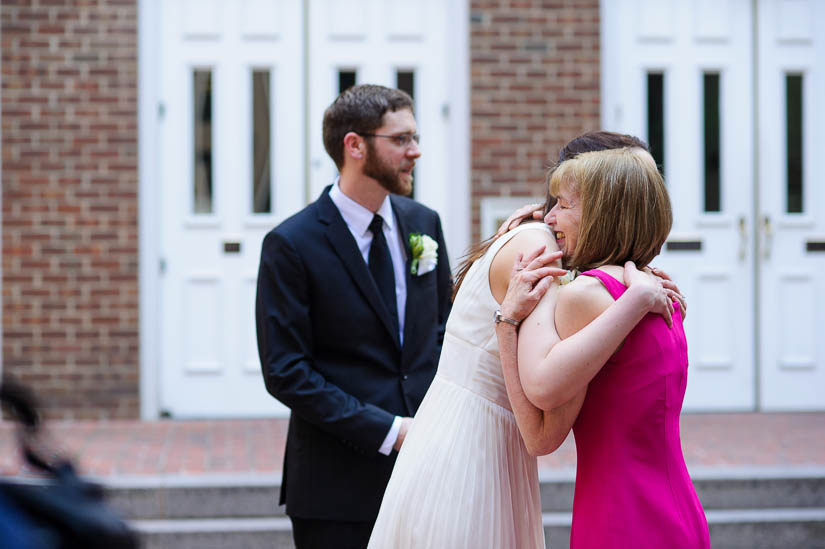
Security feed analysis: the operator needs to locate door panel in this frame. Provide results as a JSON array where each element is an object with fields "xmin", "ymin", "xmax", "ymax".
[
  {"xmin": 160, "ymin": 0, "xmax": 302, "ymax": 417},
  {"xmin": 757, "ymin": 0, "xmax": 825, "ymax": 410}
]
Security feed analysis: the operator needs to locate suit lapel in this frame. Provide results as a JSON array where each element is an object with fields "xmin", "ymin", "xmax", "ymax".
[
  {"xmin": 318, "ymin": 189, "xmax": 401, "ymax": 349},
  {"xmin": 391, "ymin": 197, "xmax": 417, "ymax": 352}
]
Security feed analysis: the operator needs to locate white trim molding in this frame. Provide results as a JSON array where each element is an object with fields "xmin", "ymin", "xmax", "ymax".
[{"xmin": 138, "ymin": 0, "xmax": 162, "ymax": 419}]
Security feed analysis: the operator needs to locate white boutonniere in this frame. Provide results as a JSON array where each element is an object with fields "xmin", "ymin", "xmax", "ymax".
[
  {"xmin": 558, "ymin": 269, "xmax": 578, "ymax": 285},
  {"xmin": 409, "ymin": 233, "xmax": 438, "ymax": 276}
]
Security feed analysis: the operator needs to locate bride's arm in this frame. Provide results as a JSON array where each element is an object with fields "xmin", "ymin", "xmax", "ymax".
[{"xmin": 490, "ymin": 231, "xmax": 584, "ymax": 456}]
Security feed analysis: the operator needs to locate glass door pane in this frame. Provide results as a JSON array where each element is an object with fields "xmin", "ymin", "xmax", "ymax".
[
  {"xmin": 252, "ymin": 70, "xmax": 272, "ymax": 214},
  {"xmin": 703, "ymin": 72, "xmax": 721, "ymax": 212},
  {"xmin": 193, "ymin": 70, "xmax": 213, "ymax": 214},
  {"xmin": 785, "ymin": 74, "xmax": 803, "ymax": 214}
]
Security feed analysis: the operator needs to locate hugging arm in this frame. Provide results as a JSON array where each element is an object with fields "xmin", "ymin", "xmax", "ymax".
[
  {"xmin": 491, "ymin": 232, "xmax": 584, "ymax": 456},
  {"xmin": 514, "ymin": 263, "xmax": 669, "ymax": 411},
  {"xmin": 496, "ymin": 302, "xmax": 585, "ymax": 456}
]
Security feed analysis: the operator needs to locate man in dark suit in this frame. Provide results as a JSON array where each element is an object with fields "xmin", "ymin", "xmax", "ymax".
[{"xmin": 255, "ymin": 84, "xmax": 453, "ymax": 548}]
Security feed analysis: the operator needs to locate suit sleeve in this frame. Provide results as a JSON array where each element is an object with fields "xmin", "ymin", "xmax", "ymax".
[
  {"xmin": 255, "ymin": 230, "xmax": 395, "ymax": 455},
  {"xmin": 433, "ymin": 213, "xmax": 453, "ymax": 348}
]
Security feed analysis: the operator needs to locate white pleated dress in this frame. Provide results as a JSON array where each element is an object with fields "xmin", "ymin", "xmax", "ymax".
[{"xmin": 368, "ymin": 223, "xmax": 548, "ymax": 549}]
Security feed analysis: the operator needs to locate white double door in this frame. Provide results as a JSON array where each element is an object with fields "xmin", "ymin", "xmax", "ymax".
[
  {"xmin": 603, "ymin": 0, "xmax": 825, "ymax": 410},
  {"xmin": 156, "ymin": 0, "xmax": 451, "ymax": 417}
]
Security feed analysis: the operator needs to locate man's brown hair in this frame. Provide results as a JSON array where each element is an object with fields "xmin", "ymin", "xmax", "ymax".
[{"xmin": 322, "ymin": 84, "xmax": 414, "ymax": 170}]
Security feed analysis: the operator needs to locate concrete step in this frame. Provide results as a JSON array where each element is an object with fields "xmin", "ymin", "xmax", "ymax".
[
  {"xmin": 106, "ymin": 474, "xmax": 284, "ymax": 520},
  {"xmin": 109, "ymin": 469, "xmax": 825, "ymax": 548},
  {"xmin": 133, "ymin": 517, "xmax": 294, "ymax": 549},
  {"xmin": 543, "ymin": 509, "xmax": 825, "ymax": 549},
  {"xmin": 132, "ymin": 509, "xmax": 825, "ymax": 549},
  {"xmin": 106, "ymin": 468, "xmax": 825, "ymax": 519},
  {"xmin": 540, "ymin": 467, "xmax": 825, "ymax": 512}
]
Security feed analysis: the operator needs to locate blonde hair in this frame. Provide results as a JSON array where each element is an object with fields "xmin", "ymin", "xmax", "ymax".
[
  {"xmin": 452, "ymin": 132, "xmax": 652, "ymax": 300},
  {"xmin": 549, "ymin": 148, "xmax": 672, "ymax": 271}
]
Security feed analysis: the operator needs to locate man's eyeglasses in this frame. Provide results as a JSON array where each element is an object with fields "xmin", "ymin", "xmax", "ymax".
[{"xmin": 357, "ymin": 133, "xmax": 420, "ymax": 148}]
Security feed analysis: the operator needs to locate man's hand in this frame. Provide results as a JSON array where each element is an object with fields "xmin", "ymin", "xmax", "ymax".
[
  {"xmin": 500, "ymin": 246, "xmax": 566, "ymax": 323},
  {"xmin": 393, "ymin": 417, "xmax": 414, "ymax": 452},
  {"xmin": 495, "ymin": 203, "xmax": 544, "ymax": 238}
]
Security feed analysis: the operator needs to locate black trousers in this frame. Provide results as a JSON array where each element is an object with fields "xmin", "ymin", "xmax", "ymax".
[{"xmin": 289, "ymin": 516, "xmax": 375, "ymax": 549}]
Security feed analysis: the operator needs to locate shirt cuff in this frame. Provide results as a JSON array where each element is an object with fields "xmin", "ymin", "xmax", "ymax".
[{"xmin": 378, "ymin": 416, "xmax": 403, "ymax": 455}]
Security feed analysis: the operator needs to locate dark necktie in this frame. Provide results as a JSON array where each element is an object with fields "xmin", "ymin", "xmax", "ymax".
[{"xmin": 368, "ymin": 214, "xmax": 399, "ymax": 333}]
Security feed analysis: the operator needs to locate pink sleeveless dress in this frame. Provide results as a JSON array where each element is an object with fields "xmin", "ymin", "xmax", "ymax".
[{"xmin": 570, "ymin": 269, "xmax": 710, "ymax": 549}]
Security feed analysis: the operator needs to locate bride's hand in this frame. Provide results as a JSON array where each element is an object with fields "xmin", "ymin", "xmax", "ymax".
[
  {"xmin": 500, "ymin": 246, "xmax": 566, "ymax": 323},
  {"xmin": 646, "ymin": 266, "xmax": 687, "ymax": 319},
  {"xmin": 494, "ymin": 203, "xmax": 544, "ymax": 238},
  {"xmin": 624, "ymin": 261, "xmax": 673, "ymax": 328}
]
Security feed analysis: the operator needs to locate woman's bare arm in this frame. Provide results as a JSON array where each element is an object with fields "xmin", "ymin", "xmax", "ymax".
[
  {"xmin": 490, "ymin": 229, "xmax": 584, "ymax": 456},
  {"xmin": 497, "ymin": 319, "xmax": 585, "ymax": 455},
  {"xmin": 513, "ymin": 263, "xmax": 669, "ymax": 411}
]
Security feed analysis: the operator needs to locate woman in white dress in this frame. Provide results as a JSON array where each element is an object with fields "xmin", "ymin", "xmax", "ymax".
[{"xmin": 367, "ymin": 132, "xmax": 677, "ymax": 549}]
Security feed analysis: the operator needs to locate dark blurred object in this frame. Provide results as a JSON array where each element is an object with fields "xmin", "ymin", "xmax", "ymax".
[{"xmin": 0, "ymin": 379, "xmax": 139, "ymax": 548}]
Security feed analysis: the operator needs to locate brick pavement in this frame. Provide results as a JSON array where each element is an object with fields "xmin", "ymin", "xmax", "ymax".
[{"xmin": 0, "ymin": 413, "xmax": 823, "ymax": 478}]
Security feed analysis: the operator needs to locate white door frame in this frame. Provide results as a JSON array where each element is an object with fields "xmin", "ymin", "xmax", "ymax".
[
  {"xmin": 138, "ymin": 0, "xmax": 469, "ymax": 419},
  {"xmin": 139, "ymin": 0, "xmax": 163, "ymax": 419}
]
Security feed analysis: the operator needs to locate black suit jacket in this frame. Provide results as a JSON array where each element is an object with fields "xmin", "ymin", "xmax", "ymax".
[{"xmin": 255, "ymin": 186, "xmax": 452, "ymax": 521}]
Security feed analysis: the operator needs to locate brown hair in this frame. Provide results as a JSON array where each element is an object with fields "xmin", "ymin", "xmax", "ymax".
[
  {"xmin": 452, "ymin": 131, "xmax": 651, "ymax": 300},
  {"xmin": 549, "ymin": 147, "xmax": 672, "ymax": 271},
  {"xmin": 322, "ymin": 84, "xmax": 414, "ymax": 170},
  {"xmin": 540, "ymin": 132, "xmax": 649, "ymax": 216}
]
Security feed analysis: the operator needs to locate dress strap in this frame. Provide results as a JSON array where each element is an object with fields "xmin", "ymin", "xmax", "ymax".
[{"xmin": 579, "ymin": 269, "xmax": 626, "ymax": 300}]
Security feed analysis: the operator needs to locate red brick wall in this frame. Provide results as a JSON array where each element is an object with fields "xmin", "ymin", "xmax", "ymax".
[
  {"xmin": 470, "ymin": 0, "xmax": 601, "ymax": 241},
  {"xmin": 2, "ymin": 0, "xmax": 139, "ymax": 419}
]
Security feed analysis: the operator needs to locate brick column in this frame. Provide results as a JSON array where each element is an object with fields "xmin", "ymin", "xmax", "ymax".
[
  {"xmin": 469, "ymin": 0, "xmax": 601, "ymax": 241},
  {"xmin": 2, "ymin": 0, "xmax": 139, "ymax": 419}
]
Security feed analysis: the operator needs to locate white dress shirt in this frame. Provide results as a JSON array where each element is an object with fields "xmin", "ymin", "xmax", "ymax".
[{"xmin": 329, "ymin": 180, "xmax": 407, "ymax": 455}]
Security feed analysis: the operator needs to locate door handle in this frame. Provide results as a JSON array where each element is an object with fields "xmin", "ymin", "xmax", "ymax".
[
  {"xmin": 738, "ymin": 215, "xmax": 746, "ymax": 261},
  {"xmin": 762, "ymin": 215, "xmax": 772, "ymax": 259}
]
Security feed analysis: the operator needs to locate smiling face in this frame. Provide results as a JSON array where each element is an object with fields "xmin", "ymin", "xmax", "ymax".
[
  {"xmin": 544, "ymin": 180, "xmax": 582, "ymax": 266},
  {"xmin": 544, "ymin": 148, "xmax": 672, "ymax": 271},
  {"xmin": 362, "ymin": 108, "xmax": 421, "ymax": 196}
]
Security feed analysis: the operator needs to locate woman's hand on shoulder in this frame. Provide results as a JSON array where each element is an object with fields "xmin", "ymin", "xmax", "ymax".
[
  {"xmin": 624, "ymin": 261, "xmax": 673, "ymax": 328},
  {"xmin": 490, "ymin": 226, "xmax": 562, "ymax": 303},
  {"xmin": 500, "ymin": 247, "xmax": 566, "ymax": 322},
  {"xmin": 495, "ymin": 203, "xmax": 544, "ymax": 238},
  {"xmin": 491, "ymin": 228, "xmax": 566, "ymax": 321}
]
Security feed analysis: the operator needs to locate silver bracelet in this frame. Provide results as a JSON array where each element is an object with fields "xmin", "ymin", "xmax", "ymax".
[{"xmin": 494, "ymin": 309, "xmax": 521, "ymax": 327}]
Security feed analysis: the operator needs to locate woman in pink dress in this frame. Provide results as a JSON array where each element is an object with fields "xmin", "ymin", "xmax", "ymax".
[{"xmin": 496, "ymin": 146, "xmax": 710, "ymax": 548}]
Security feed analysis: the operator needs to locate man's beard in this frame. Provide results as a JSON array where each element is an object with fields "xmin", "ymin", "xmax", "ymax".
[{"xmin": 363, "ymin": 143, "xmax": 412, "ymax": 196}]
